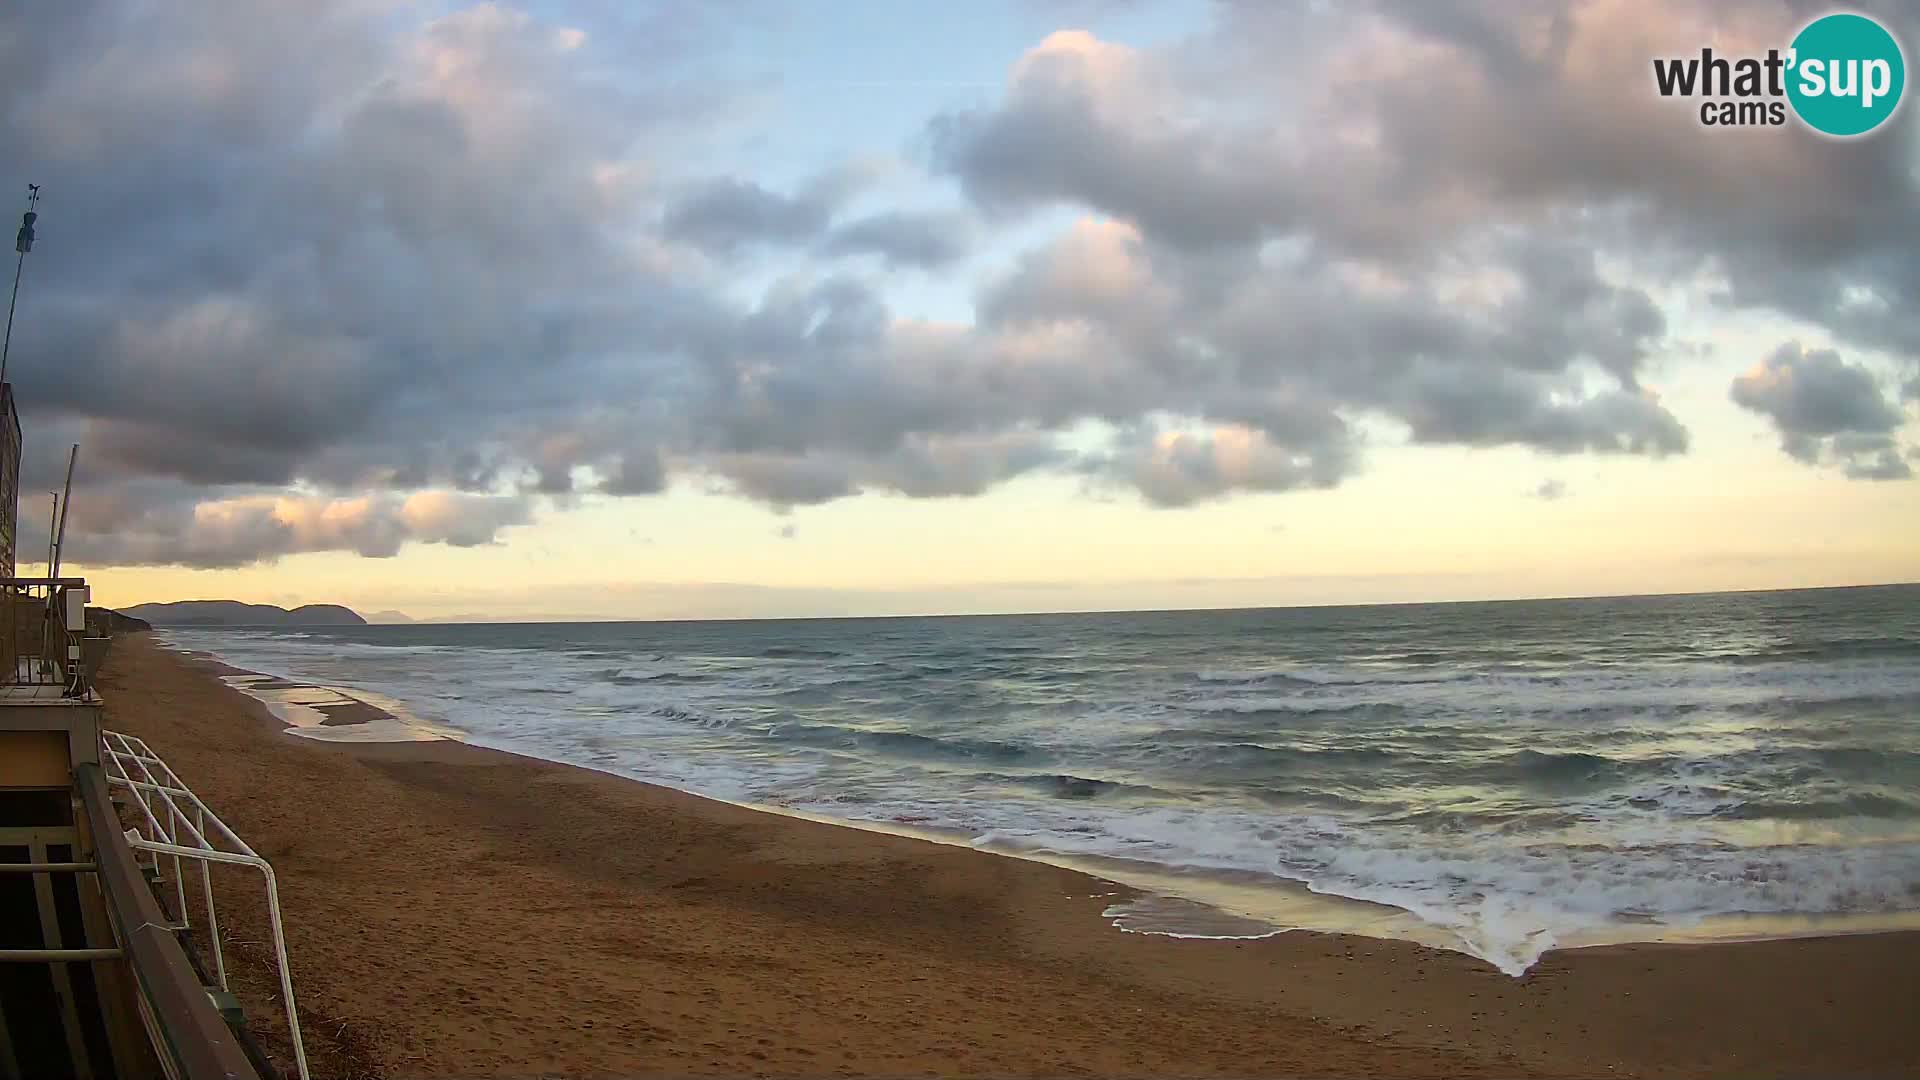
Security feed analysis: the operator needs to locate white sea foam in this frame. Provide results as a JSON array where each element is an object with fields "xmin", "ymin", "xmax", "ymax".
[
  {"xmin": 218, "ymin": 673, "xmax": 460, "ymax": 743},
  {"xmin": 899, "ymin": 796, "xmax": 1920, "ymax": 974}
]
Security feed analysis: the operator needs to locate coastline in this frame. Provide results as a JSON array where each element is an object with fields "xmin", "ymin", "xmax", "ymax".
[{"xmin": 101, "ymin": 634, "xmax": 1920, "ymax": 1078}]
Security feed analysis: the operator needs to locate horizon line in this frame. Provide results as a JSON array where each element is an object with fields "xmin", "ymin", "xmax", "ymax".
[{"xmin": 127, "ymin": 579, "xmax": 1919, "ymax": 629}]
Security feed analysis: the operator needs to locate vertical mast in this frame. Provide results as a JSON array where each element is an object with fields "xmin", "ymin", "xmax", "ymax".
[
  {"xmin": 2, "ymin": 184, "xmax": 40, "ymax": 387},
  {"xmin": 1, "ymin": 185, "xmax": 40, "ymax": 576},
  {"xmin": 51, "ymin": 445, "xmax": 76, "ymax": 578}
]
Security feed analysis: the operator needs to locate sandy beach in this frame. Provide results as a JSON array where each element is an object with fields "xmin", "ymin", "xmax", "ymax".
[{"xmin": 94, "ymin": 634, "xmax": 1920, "ymax": 1079}]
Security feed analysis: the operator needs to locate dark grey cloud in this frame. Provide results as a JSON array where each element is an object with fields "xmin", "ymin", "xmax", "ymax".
[
  {"xmin": 2, "ymin": 0, "xmax": 1911, "ymax": 570},
  {"xmin": 602, "ymin": 448, "xmax": 668, "ymax": 496},
  {"xmin": 661, "ymin": 177, "xmax": 839, "ymax": 252},
  {"xmin": 660, "ymin": 172, "xmax": 975, "ymax": 269},
  {"xmin": 819, "ymin": 211, "xmax": 974, "ymax": 268},
  {"xmin": 1731, "ymin": 342, "xmax": 1904, "ymax": 446},
  {"xmin": 1732, "ymin": 341, "xmax": 1913, "ymax": 480},
  {"xmin": 1831, "ymin": 435, "xmax": 1912, "ymax": 481},
  {"xmin": 710, "ymin": 454, "xmax": 858, "ymax": 505},
  {"xmin": 704, "ymin": 430, "xmax": 1061, "ymax": 507}
]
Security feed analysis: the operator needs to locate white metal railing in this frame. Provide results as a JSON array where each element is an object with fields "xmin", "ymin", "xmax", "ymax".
[{"xmin": 100, "ymin": 729, "xmax": 310, "ymax": 1080}]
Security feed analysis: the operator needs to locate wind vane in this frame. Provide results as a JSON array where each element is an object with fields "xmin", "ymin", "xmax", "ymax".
[{"xmin": 15, "ymin": 184, "xmax": 37, "ymax": 252}]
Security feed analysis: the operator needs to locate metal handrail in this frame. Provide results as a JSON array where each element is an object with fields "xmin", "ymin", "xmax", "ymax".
[
  {"xmin": 75, "ymin": 763, "xmax": 261, "ymax": 1080},
  {"xmin": 101, "ymin": 729, "xmax": 310, "ymax": 1080},
  {"xmin": 0, "ymin": 948, "xmax": 122, "ymax": 963}
]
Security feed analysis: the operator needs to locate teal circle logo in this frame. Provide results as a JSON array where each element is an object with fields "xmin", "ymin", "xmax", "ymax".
[{"xmin": 1787, "ymin": 13, "xmax": 1906, "ymax": 136}]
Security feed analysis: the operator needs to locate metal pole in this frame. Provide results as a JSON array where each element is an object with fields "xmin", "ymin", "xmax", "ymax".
[
  {"xmin": 0, "ymin": 248, "xmax": 23, "ymax": 385},
  {"xmin": 51, "ymin": 444, "xmax": 75, "ymax": 577},
  {"xmin": 198, "ymin": 804, "xmax": 227, "ymax": 990},
  {"xmin": 2, "ymin": 184, "xmax": 40, "ymax": 388},
  {"xmin": 37, "ymin": 493, "xmax": 54, "ymax": 677}
]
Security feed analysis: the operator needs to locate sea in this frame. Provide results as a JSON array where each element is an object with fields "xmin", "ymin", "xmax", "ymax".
[{"xmin": 159, "ymin": 584, "xmax": 1920, "ymax": 975}]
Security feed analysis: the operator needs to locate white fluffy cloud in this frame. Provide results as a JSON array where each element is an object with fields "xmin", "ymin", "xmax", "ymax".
[{"xmin": 80, "ymin": 492, "xmax": 530, "ymax": 568}]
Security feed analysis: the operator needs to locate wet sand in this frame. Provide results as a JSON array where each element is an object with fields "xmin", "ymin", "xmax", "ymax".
[{"xmin": 97, "ymin": 635, "xmax": 1920, "ymax": 1079}]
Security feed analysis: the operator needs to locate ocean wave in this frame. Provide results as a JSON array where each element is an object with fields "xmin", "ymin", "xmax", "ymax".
[
  {"xmin": 972, "ymin": 772, "xmax": 1179, "ymax": 801},
  {"xmin": 1214, "ymin": 741, "xmax": 1401, "ymax": 768},
  {"xmin": 607, "ymin": 671, "xmax": 712, "ymax": 686},
  {"xmin": 1720, "ymin": 791, "xmax": 1920, "ymax": 821},
  {"xmin": 1185, "ymin": 698, "xmax": 1415, "ymax": 719},
  {"xmin": 1505, "ymin": 749, "xmax": 1624, "ymax": 783},
  {"xmin": 758, "ymin": 645, "xmax": 845, "ymax": 660},
  {"xmin": 1195, "ymin": 667, "xmax": 1469, "ymax": 687},
  {"xmin": 1708, "ymin": 637, "xmax": 1920, "ymax": 664},
  {"xmin": 763, "ymin": 721, "xmax": 1038, "ymax": 765},
  {"xmin": 1815, "ymin": 746, "xmax": 1920, "ymax": 775},
  {"xmin": 648, "ymin": 705, "xmax": 730, "ymax": 729}
]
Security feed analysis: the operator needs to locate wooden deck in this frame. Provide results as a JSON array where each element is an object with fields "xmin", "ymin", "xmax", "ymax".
[{"xmin": 0, "ymin": 684, "xmax": 88, "ymax": 703}]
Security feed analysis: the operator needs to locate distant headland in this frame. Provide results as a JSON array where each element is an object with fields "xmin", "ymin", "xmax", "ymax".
[{"xmin": 118, "ymin": 600, "xmax": 369, "ymax": 627}]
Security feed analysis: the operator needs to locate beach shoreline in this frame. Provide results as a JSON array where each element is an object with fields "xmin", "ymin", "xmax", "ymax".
[{"xmin": 102, "ymin": 634, "xmax": 1920, "ymax": 1078}]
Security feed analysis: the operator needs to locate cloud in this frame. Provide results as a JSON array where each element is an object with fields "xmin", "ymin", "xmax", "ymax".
[
  {"xmin": 933, "ymin": 3, "xmax": 1919, "ymax": 409},
  {"xmin": 661, "ymin": 175, "xmax": 975, "ymax": 268},
  {"xmin": 5, "ymin": 0, "xmax": 732, "ymax": 563},
  {"xmin": 63, "ymin": 490, "xmax": 530, "ymax": 569},
  {"xmin": 1533, "ymin": 479, "xmax": 1568, "ymax": 500},
  {"xmin": 601, "ymin": 447, "xmax": 668, "ymax": 496},
  {"xmin": 706, "ymin": 430, "xmax": 1062, "ymax": 507},
  {"xmin": 709, "ymin": 453, "xmax": 858, "ymax": 505},
  {"xmin": 1084, "ymin": 422, "xmax": 1346, "ymax": 507},
  {"xmin": 396, "ymin": 491, "xmax": 532, "ymax": 547},
  {"xmin": 661, "ymin": 176, "xmax": 840, "ymax": 253},
  {"xmin": 5, "ymin": 1, "xmax": 1914, "ymax": 569},
  {"xmin": 928, "ymin": 26, "xmax": 1695, "ymax": 470},
  {"xmin": 1731, "ymin": 342, "xmax": 1913, "ymax": 481},
  {"xmin": 932, "ymin": 30, "xmax": 1284, "ymax": 250},
  {"xmin": 1832, "ymin": 436, "xmax": 1912, "ymax": 482},
  {"xmin": 818, "ymin": 211, "xmax": 974, "ymax": 268}
]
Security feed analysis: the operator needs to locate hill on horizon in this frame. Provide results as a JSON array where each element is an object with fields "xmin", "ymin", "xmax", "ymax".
[{"xmin": 119, "ymin": 600, "xmax": 368, "ymax": 627}]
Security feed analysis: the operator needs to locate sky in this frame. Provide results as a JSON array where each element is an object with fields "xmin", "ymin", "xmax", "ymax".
[{"xmin": 1, "ymin": 0, "xmax": 1916, "ymax": 621}]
